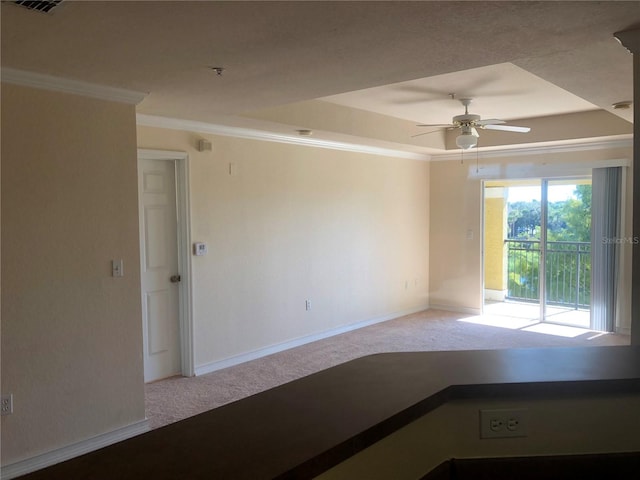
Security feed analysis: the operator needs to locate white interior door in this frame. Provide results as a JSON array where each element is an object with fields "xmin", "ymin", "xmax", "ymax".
[{"xmin": 139, "ymin": 159, "xmax": 181, "ymax": 382}]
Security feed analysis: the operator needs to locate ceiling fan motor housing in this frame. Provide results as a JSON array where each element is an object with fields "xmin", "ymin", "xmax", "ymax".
[{"xmin": 453, "ymin": 113, "xmax": 481, "ymax": 126}]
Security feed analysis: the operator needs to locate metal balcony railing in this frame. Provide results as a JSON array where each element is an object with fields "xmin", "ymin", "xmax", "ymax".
[{"xmin": 505, "ymin": 239, "xmax": 591, "ymax": 309}]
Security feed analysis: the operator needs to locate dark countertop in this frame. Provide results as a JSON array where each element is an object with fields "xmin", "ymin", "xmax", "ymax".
[{"xmin": 20, "ymin": 346, "xmax": 640, "ymax": 479}]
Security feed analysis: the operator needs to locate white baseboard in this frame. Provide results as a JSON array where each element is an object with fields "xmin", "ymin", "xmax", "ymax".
[
  {"xmin": 195, "ymin": 304, "xmax": 430, "ymax": 376},
  {"xmin": 1, "ymin": 419, "xmax": 149, "ymax": 479},
  {"xmin": 484, "ymin": 289, "xmax": 507, "ymax": 302},
  {"xmin": 428, "ymin": 303, "xmax": 482, "ymax": 316}
]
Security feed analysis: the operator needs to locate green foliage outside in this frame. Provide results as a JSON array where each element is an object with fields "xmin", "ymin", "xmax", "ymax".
[{"xmin": 506, "ymin": 185, "xmax": 591, "ymax": 307}]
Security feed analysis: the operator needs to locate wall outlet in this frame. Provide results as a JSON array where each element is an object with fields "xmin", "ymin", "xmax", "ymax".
[
  {"xmin": 305, "ymin": 300, "xmax": 311, "ymax": 311},
  {"xmin": 480, "ymin": 408, "xmax": 528, "ymax": 438},
  {"xmin": 1, "ymin": 394, "xmax": 13, "ymax": 416}
]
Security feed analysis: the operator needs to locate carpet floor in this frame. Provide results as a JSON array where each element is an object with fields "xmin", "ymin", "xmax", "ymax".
[{"xmin": 144, "ymin": 308, "xmax": 629, "ymax": 429}]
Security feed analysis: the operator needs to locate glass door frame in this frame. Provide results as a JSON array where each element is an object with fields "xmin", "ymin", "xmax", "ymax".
[{"xmin": 540, "ymin": 179, "xmax": 548, "ymax": 324}]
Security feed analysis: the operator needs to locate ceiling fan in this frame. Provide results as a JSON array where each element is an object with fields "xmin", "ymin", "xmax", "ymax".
[{"xmin": 415, "ymin": 97, "xmax": 531, "ymax": 150}]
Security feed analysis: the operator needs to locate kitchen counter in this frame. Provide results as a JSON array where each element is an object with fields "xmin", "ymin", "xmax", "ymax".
[{"xmin": 20, "ymin": 346, "xmax": 640, "ymax": 479}]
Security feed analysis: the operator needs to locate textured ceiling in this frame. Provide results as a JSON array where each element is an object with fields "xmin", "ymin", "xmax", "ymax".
[
  {"xmin": 322, "ymin": 63, "xmax": 599, "ymax": 124},
  {"xmin": 1, "ymin": 1, "xmax": 638, "ymax": 154}
]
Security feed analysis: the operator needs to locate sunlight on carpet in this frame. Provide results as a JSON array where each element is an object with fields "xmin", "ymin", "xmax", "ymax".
[
  {"xmin": 458, "ymin": 314, "xmax": 598, "ymax": 338},
  {"xmin": 457, "ymin": 315, "xmax": 538, "ymax": 330},
  {"xmin": 522, "ymin": 323, "xmax": 592, "ymax": 338}
]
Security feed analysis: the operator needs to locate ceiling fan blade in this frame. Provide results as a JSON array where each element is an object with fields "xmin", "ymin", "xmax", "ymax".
[
  {"xmin": 476, "ymin": 118, "xmax": 505, "ymax": 126},
  {"xmin": 416, "ymin": 123, "xmax": 453, "ymax": 128},
  {"xmin": 483, "ymin": 124, "xmax": 531, "ymax": 133},
  {"xmin": 411, "ymin": 129, "xmax": 443, "ymax": 138}
]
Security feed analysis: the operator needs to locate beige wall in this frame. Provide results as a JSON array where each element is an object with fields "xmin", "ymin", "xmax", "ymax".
[
  {"xmin": 137, "ymin": 126, "xmax": 431, "ymax": 368},
  {"xmin": 1, "ymin": 84, "xmax": 145, "ymax": 464},
  {"xmin": 318, "ymin": 393, "xmax": 640, "ymax": 479},
  {"xmin": 429, "ymin": 159, "xmax": 483, "ymax": 311},
  {"xmin": 429, "ymin": 146, "xmax": 634, "ymax": 333}
]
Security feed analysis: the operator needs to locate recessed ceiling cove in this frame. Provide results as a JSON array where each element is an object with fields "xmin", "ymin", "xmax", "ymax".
[{"xmin": 321, "ymin": 63, "xmax": 599, "ymax": 125}]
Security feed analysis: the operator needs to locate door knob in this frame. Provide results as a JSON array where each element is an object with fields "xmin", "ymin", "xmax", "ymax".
[{"xmin": 170, "ymin": 274, "xmax": 181, "ymax": 283}]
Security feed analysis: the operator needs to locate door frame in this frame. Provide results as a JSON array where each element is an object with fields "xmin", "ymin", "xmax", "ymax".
[{"xmin": 138, "ymin": 149, "xmax": 194, "ymax": 377}]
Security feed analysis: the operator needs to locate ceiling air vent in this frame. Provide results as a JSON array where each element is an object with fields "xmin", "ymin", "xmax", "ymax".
[{"xmin": 13, "ymin": 0, "xmax": 63, "ymax": 13}]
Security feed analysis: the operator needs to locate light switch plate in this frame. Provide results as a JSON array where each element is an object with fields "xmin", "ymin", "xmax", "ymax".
[{"xmin": 112, "ymin": 259, "xmax": 124, "ymax": 277}]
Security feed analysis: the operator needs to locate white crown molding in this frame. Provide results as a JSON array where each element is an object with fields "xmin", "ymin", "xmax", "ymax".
[
  {"xmin": 136, "ymin": 114, "xmax": 431, "ymax": 161},
  {"xmin": 138, "ymin": 114, "xmax": 632, "ymax": 162},
  {"xmin": 0, "ymin": 419, "xmax": 149, "ymax": 479},
  {"xmin": 1, "ymin": 67, "xmax": 147, "ymax": 105},
  {"xmin": 431, "ymin": 136, "xmax": 633, "ymax": 162}
]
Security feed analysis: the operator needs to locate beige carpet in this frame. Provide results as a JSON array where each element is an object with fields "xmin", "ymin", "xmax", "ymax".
[{"xmin": 144, "ymin": 308, "xmax": 629, "ymax": 429}]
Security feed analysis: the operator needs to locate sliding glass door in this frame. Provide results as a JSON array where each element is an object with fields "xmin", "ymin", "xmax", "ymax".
[
  {"xmin": 485, "ymin": 172, "xmax": 621, "ymax": 332},
  {"xmin": 484, "ymin": 177, "xmax": 593, "ymax": 329},
  {"xmin": 542, "ymin": 179, "xmax": 592, "ymax": 328}
]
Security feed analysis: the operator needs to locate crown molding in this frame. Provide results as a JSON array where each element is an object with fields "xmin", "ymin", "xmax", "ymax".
[
  {"xmin": 1, "ymin": 67, "xmax": 147, "ymax": 104},
  {"xmin": 136, "ymin": 114, "xmax": 431, "ymax": 161},
  {"xmin": 431, "ymin": 136, "xmax": 633, "ymax": 162}
]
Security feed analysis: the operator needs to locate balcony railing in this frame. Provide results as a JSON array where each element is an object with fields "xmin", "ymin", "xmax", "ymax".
[{"xmin": 506, "ymin": 239, "xmax": 591, "ymax": 309}]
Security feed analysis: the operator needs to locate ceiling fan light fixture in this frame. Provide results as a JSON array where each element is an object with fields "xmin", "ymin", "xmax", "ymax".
[{"xmin": 456, "ymin": 132, "xmax": 477, "ymax": 150}]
